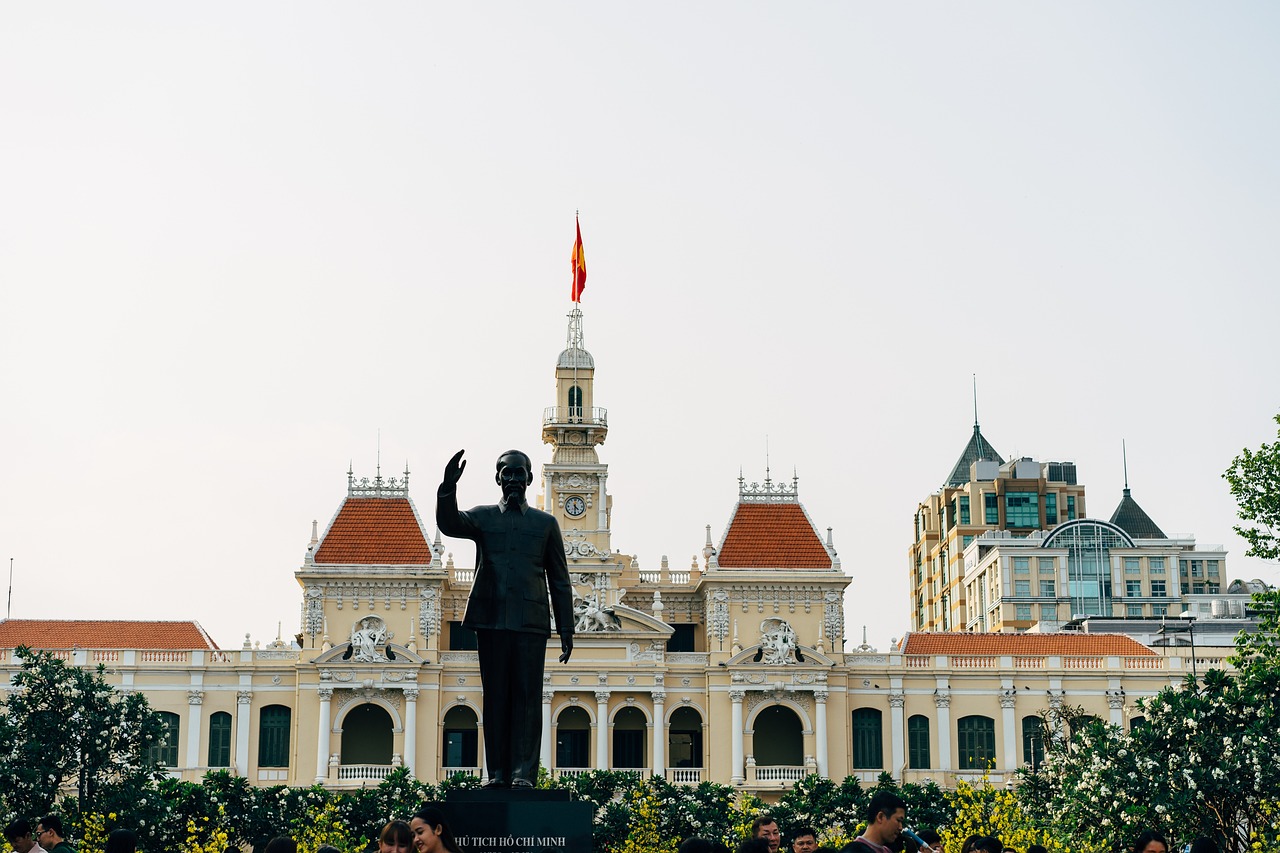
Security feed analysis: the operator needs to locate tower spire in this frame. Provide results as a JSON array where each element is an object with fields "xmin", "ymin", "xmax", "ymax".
[
  {"xmin": 1122, "ymin": 439, "xmax": 1130, "ymax": 494},
  {"xmin": 973, "ymin": 374, "xmax": 979, "ymax": 429}
]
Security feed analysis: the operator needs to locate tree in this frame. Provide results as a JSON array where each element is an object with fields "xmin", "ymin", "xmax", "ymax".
[
  {"xmin": 1018, "ymin": 628, "xmax": 1280, "ymax": 853},
  {"xmin": 1224, "ymin": 414, "xmax": 1280, "ymax": 561},
  {"xmin": 0, "ymin": 647, "xmax": 166, "ymax": 817}
]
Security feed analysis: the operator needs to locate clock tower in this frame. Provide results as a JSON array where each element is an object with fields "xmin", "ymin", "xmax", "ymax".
[{"xmin": 540, "ymin": 306, "xmax": 613, "ymax": 565}]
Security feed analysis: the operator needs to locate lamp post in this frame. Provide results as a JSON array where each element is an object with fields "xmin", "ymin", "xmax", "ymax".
[{"xmin": 1157, "ymin": 613, "xmax": 1197, "ymax": 683}]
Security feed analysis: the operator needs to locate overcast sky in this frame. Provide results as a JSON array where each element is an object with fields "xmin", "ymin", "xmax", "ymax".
[{"xmin": 2, "ymin": 3, "xmax": 1278, "ymax": 651}]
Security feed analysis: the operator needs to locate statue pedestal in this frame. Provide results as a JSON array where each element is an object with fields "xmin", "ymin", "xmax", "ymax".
[{"xmin": 443, "ymin": 790, "xmax": 592, "ymax": 853}]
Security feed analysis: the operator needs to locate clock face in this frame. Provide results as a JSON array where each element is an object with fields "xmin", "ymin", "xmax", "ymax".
[{"xmin": 565, "ymin": 496, "xmax": 586, "ymax": 517}]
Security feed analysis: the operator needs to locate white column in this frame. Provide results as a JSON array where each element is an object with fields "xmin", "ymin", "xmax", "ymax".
[
  {"xmin": 186, "ymin": 690, "xmax": 204, "ymax": 770},
  {"xmin": 935, "ymin": 691, "xmax": 952, "ymax": 773},
  {"xmin": 315, "ymin": 687, "xmax": 333, "ymax": 783},
  {"xmin": 889, "ymin": 693, "xmax": 905, "ymax": 779},
  {"xmin": 403, "ymin": 688, "xmax": 418, "ymax": 776},
  {"xmin": 596, "ymin": 473, "xmax": 608, "ymax": 531},
  {"xmin": 541, "ymin": 690, "xmax": 554, "ymax": 773},
  {"xmin": 730, "ymin": 690, "xmax": 745, "ymax": 785},
  {"xmin": 1000, "ymin": 691, "xmax": 1017, "ymax": 772},
  {"xmin": 651, "ymin": 691, "xmax": 666, "ymax": 779},
  {"xmin": 595, "ymin": 691, "xmax": 610, "ymax": 770},
  {"xmin": 235, "ymin": 690, "xmax": 252, "ymax": 777},
  {"xmin": 814, "ymin": 689, "xmax": 829, "ymax": 778}
]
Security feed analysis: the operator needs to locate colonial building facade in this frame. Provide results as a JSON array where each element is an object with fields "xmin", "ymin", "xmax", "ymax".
[{"xmin": 0, "ymin": 306, "xmax": 1211, "ymax": 797}]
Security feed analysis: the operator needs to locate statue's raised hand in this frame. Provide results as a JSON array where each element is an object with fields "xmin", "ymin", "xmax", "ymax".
[{"xmin": 443, "ymin": 449, "xmax": 467, "ymax": 488}]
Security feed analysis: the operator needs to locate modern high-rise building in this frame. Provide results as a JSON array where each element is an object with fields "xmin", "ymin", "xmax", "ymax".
[{"xmin": 910, "ymin": 418, "xmax": 1228, "ymax": 633}]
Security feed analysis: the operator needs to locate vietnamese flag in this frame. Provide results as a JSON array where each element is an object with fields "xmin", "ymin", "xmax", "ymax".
[{"xmin": 570, "ymin": 217, "xmax": 587, "ymax": 302}]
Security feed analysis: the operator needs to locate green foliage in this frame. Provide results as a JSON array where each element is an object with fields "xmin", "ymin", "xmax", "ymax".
[
  {"xmin": 0, "ymin": 647, "xmax": 166, "ymax": 818},
  {"xmin": 1224, "ymin": 414, "xmax": 1280, "ymax": 561},
  {"xmin": 1019, "ymin": 669, "xmax": 1280, "ymax": 853}
]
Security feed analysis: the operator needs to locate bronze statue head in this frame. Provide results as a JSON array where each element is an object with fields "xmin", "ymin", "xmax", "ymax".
[{"xmin": 495, "ymin": 450, "xmax": 534, "ymax": 503}]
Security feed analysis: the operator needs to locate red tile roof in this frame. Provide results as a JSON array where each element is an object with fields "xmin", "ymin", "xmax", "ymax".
[
  {"xmin": 313, "ymin": 497, "xmax": 432, "ymax": 565},
  {"xmin": 0, "ymin": 620, "xmax": 218, "ymax": 650},
  {"xmin": 902, "ymin": 632, "xmax": 1155, "ymax": 657},
  {"xmin": 717, "ymin": 502, "xmax": 833, "ymax": 569}
]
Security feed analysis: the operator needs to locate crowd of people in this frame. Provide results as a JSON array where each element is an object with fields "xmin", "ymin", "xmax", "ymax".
[
  {"xmin": 678, "ymin": 791, "xmax": 1225, "ymax": 853},
  {"xmin": 1, "ymin": 799, "xmax": 1229, "ymax": 853}
]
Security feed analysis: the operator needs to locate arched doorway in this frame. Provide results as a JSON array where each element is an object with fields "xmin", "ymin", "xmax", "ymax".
[
  {"xmin": 668, "ymin": 706, "xmax": 703, "ymax": 780},
  {"xmin": 340, "ymin": 703, "xmax": 394, "ymax": 766},
  {"xmin": 443, "ymin": 705, "xmax": 479, "ymax": 770},
  {"xmin": 612, "ymin": 706, "xmax": 646, "ymax": 769},
  {"xmin": 556, "ymin": 706, "xmax": 590, "ymax": 769},
  {"xmin": 753, "ymin": 705, "xmax": 803, "ymax": 766}
]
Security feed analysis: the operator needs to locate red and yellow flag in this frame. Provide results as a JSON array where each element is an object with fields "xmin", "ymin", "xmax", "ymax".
[{"xmin": 570, "ymin": 216, "xmax": 587, "ymax": 302}]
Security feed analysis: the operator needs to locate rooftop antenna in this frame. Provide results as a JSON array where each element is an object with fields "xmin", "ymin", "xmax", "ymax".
[
  {"xmin": 1122, "ymin": 439, "xmax": 1130, "ymax": 495},
  {"xmin": 376, "ymin": 429, "xmax": 382, "ymax": 481},
  {"xmin": 764, "ymin": 435, "xmax": 771, "ymax": 487},
  {"xmin": 6, "ymin": 558, "xmax": 12, "ymax": 620},
  {"xmin": 973, "ymin": 374, "xmax": 979, "ymax": 428}
]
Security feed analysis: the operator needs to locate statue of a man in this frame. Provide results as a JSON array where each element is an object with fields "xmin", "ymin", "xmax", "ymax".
[{"xmin": 436, "ymin": 449, "xmax": 574, "ymax": 788}]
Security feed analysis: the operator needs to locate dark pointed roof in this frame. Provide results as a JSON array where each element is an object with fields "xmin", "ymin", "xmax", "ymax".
[
  {"xmin": 1108, "ymin": 488, "xmax": 1167, "ymax": 539},
  {"xmin": 945, "ymin": 424, "xmax": 1004, "ymax": 487}
]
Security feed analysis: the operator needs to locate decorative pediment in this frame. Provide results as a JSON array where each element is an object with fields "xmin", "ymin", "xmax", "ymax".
[
  {"xmin": 313, "ymin": 641, "xmax": 427, "ymax": 666},
  {"xmin": 724, "ymin": 643, "xmax": 836, "ymax": 668}
]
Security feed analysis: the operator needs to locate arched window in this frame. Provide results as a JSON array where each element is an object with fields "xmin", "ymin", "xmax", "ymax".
[
  {"xmin": 149, "ymin": 711, "xmax": 181, "ymax": 767},
  {"xmin": 258, "ymin": 705, "xmax": 291, "ymax": 768},
  {"xmin": 443, "ymin": 705, "xmax": 479, "ymax": 769},
  {"xmin": 1021, "ymin": 715, "xmax": 1045, "ymax": 769},
  {"xmin": 1129, "ymin": 715, "xmax": 1147, "ymax": 731},
  {"xmin": 957, "ymin": 715, "xmax": 996, "ymax": 770},
  {"xmin": 208, "ymin": 711, "xmax": 232, "ymax": 768},
  {"xmin": 568, "ymin": 385, "xmax": 583, "ymax": 420},
  {"xmin": 753, "ymin": 705, "xmax": 803, "ymax": 766},
  {"xmin": 907, "ymin": 715, "xmax": 931, "ymax": 769},
  {"xmin": 668, "ymin": 707, "xmax": 703, "ymax": 769},
  {"xmin": 556, "ymin": 706, "xmax": 590, "ymax": 769},
  {"xmin": 851, "ymin": 708, "xmax": 883, "ymax": 769},
  {"xmin": 613, "ymin": 707, "xmax": 647, "ymax": 769}
]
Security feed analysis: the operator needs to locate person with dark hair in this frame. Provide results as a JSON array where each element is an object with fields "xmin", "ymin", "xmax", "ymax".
[
  {"xmin": 4, "ymin": 819, "xmax": 45, "ymax": 853},
  {"xmin": 103, "ymin": 829, "xmax": 137, "ymax": 853},
  {"xmin": 791, "ymin": 826, "xmax": 818, "ymax": 853},
  {"xmin": 437, "ymin": 449, "xmax": 575, "ymax": 789},
  {"xmin": 738, "ymin": 840, "xmax": 772, "ymax": 853},
  {"xmin": 379, "ymin": 821, "xmax": 414, "ymax": 853},
  {"xmin": 960, "ymin": 836, "xmax": 983, "ymax": 853},
  {"xmin": 972, "ymin": 838, "xmax": 1002, "ymax": 853},
  {"xmin": 916, "ymin": 829, "xmax": 942, "ymax": 853},
  {"xmin": 751, "ymin": 816, "xmax": 781, "ymax": 853},
  {"xmin": 1188, "ymin": 838, "xmax": 1219, "ymax": 853},
  {"xmin": 842, "ymin": 790, "xmax": 907, "ymax": 852},
  {"xmin": 317, "ymin": 847, "xmax": 342, "ymax": 853},
  {"xmin": 264, "ymin": 839, "xmax": 297, "ymax": 853},
  {"xmin": 1132, "ymin": 831, "xmax": 1168, "ymax": 853},
  {"xmin": 411, "ymin": 806, "xmax": 461, "ymax": 853},
  {"xmin": 1027, "ymin": 846, "xmax": 1048, "ymax": 853},
  {"xmin": 36, "ymin": 817, "xmax": 73, "ymax": 853}
]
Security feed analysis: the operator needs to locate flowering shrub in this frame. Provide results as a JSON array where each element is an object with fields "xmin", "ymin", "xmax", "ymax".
[{"xmin": 943, "ymin": 772, "xmax": 1062, "ymax": 853}]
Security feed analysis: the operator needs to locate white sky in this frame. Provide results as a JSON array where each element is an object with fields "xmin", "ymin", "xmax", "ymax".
[{"xmin": 2, "ymin": 3, "xmax": 1278, "ymax": 651}]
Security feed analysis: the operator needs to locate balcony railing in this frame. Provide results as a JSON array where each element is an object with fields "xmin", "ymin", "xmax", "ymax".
[
  {"xmin": 670, "ymin": 768, "xmax": 704, "ymax": 784},
  {"xmin": 543, "ymin": 406, "xmax": 607, "ymax": 427},
  {"xmin": 553, "ymin": 768, "xmax": 593, "ymax": 780},
  {"xmin": 751, "ymin": 765, "xmax": 808, "ymax": 783},
  {"xmin": 337, "ymin": 764, "xmax": 394, "ymax": 782}
]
